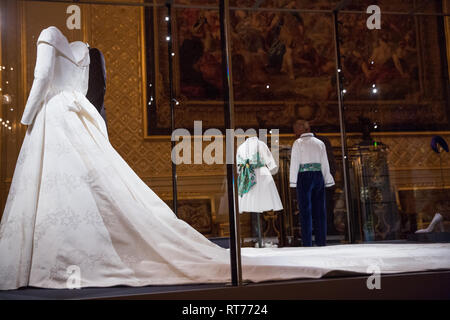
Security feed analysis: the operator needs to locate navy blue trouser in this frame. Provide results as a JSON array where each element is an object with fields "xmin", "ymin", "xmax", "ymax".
[{"xmin": 296, "ymin": 171, "xmax": 327, "ymax": 247}]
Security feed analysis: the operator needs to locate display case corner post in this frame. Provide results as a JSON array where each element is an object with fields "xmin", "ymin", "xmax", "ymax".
[
  {"xmin": 219, "ymin": 0, "xmax": 242, "ymax": 286},
  {"xmin": 165, "ymin": 1, "xmax": 178, "ymax": 216},
  {"xmin": 333, "ymin": 9, "xmax": 354, "ymax": 244}
]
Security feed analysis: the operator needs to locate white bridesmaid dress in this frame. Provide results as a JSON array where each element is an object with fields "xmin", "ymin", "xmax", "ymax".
[{"xmin": 236, "ymin": 137, "xmax": 283, "ymax": 213}]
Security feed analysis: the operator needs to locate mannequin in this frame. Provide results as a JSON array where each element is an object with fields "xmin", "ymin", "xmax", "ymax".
[
  {"xmin": 86, "ymin": 44, "xmax": 107, "ymax": 124},
  {"xmin": 236, "ymin": 135, "xmax": 283, "ymax": 247}
]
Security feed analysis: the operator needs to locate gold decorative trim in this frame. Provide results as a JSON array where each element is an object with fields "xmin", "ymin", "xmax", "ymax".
[
  {"xmin": 279, "ymin": 132, "xmax": 450, "ymax": 138},
  {"xmin": 143, "ymin": 131, "xmax": 450, "ymax": 140},
  {"xmin": 142, "ymin": 0, "xmax": 165, "ymax": 141},
  {"xmin": 394, "ymin": 184, "xmax": 450, "ymax": 230},
  {"xmin": 444, "ymin": 0, "xmax": 450, "ymax": 79},
  {"xmin": 142, "ymin": 174, "xmax": 226, "ymax": 179},
  {"xmin": 0, "ymin": 1, "xmax": 3, "ymax": 185},
  {"xmin": 141, "ymin": 0, "xmax": 148, "ymax": 140},
  {"xmin": 394, "ymin": 185, "xmax": 450, "ymax": 212},
  {"xmin": 392, "ymin": 167, "xmax": 450, "ymax": 171},
  {"xmin": 396, "ymin": 185, "xmax": 450, "ymax": 192},
  {"xmin": 162, "ymin": 194, "xmax": 215, "ymax": 203},
  {"xmin": 20, "ymin": 0, "xmax": 27, "ymax": 133},
  {"xmin": 160, "ymin": 195, "xmax": 218, "ymax": 224},
  {"xmin": 82, "ymin": 2, "xmax": 91, "ymax": 43}
]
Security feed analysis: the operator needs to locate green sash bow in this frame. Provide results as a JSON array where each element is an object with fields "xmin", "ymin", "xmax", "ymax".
[{"xmin": 237, "ymin": 152, "xmax": 265, "ymax": 197}]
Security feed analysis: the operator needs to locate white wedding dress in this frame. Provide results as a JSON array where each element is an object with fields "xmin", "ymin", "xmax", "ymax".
[
  {"xmin": 2, "ymin": 26, "xmax": 450, "ymax": 291},
  {"xmin": 0, "ymin": 26, "xmax": 236, "ymax": 290}
]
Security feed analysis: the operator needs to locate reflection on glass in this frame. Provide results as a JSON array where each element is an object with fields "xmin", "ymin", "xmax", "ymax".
[{"xmin": 340, "ymin": 8, "xmax": 450, "ymax": 243}]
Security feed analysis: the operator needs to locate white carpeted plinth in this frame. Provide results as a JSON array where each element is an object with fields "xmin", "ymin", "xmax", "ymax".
[{"xmin": 239, "ymin": 243, "xmax": 450, "ymax": 282}]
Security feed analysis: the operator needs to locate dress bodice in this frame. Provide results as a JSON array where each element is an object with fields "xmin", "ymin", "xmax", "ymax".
[
  {"xmin": 21, "ymin": 26, "xmax": 90, "ymax": 125},
  {"xmin": 236, "ymin": 137, "xmax": 277, "ymax": 171},
  {"xmin": 43, "ymin": 28, "xmax": 90, "ymax": 96}
]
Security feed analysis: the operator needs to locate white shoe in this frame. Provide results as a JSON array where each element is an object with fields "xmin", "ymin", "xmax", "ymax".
[
  {"xmin": 263, "ymin": 242, "xmax": 278, "ymax": 248},
  {"xmin": 415, "ymin": 213, "xmax": 444, "ymax": 233}
]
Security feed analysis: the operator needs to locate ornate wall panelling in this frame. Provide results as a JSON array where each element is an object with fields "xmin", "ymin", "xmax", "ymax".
[
  {"xmin": 89, "ymin": 0, "xmax": 171, "ymax": 179},
  {"xmin": 1, "ymin": 0, "xmax": 24, "ymax": 214},
  {"xmin": 1, "ymin": 1, "xmax": 450, "ymax": 238},
  {"xmin": 0, "ymin": 0, "xmax": 88, "ymax": 219}
]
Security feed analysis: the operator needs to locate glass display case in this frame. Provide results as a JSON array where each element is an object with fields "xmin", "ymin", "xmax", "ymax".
[{"xmin": 0, "ymin": 0, "xmax": 449, "ymax": 292}]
